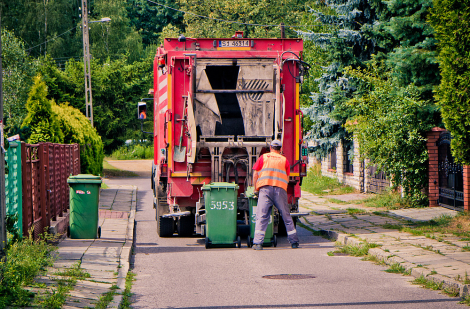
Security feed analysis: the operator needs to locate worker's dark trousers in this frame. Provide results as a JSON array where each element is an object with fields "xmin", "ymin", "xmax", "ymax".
[{"xmin": 253, "ymin": 186, "xmax": 299, "ymax": 245}]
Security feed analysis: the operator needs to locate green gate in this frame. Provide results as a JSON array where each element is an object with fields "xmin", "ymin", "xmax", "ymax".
[{"xmin": 5, "ymin": 141, "xmax": 23, "ymax": 237}]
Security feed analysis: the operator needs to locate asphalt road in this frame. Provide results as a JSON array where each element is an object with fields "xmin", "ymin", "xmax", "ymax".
[{"xmin": 104, "ymin": 171, "xmax": 466, "ymax": 309}]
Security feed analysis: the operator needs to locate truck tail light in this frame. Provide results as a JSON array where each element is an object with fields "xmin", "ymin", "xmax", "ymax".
[
  {"xmin": 300, "ymin": 162, "xmax": 307, "ymax": 177},
  {"xmin": 158, "ymin": 57, "xmax": 165, "ymax": 68},
  {"xmin": 161, "ymin": 164, "xmax": 168, "ymax": 175}
]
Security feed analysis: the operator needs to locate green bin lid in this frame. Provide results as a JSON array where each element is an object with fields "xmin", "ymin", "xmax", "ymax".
[
  {"xmin": 67, "ymin": 174, "xmax": 102, "ymax": 184},
  {"xmin": 202, "ymin": 182, "xmax": 239, "ymax": 191}
]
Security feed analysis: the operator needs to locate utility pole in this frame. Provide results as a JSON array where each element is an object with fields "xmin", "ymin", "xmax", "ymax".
[
  {"xmin": 280, "ymin": 23, "xmax": 285, "ymax": 39},
  {"xmin": 81, "ymin": 0, "xmax": 93, "ymax": 127},
  {"xmin": 0, "ymin": 10, "xmax": 7, "ymax": 258}
]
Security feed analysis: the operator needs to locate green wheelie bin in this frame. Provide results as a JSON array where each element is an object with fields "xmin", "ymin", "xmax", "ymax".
[
  {"xmin": 245, "ymin": 186, "xmax": 277, "ymax": 248},
  {"xmin": 202, "ymin": 182, "xmax": 241, "ymax": 249},
  {"xmin": 67, "ymin": 174, "xmax": 102, "ymax": 239}
]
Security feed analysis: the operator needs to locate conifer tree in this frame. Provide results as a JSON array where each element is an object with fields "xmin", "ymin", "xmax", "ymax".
[
  {"xmin": 299, "ymin": 0, "xmax": 439, "ymax": 158},
  {"xmin": 430, "ymin": 0, "xmax": 470, "ymax": 165},
  {"xmin": 22, "ymin": 75, "xmax": 64, "ymax": 144},
  {"xmin": 298, "ymin": 0, "xmax": 377, "ymax": 158}
]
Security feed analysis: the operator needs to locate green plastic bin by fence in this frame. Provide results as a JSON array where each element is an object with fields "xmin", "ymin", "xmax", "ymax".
[
  {"xmin": 245, "ymin": 186, "xmax": 277, "ymax": 248},
  {"xmin": 67, "ymin": 174, "xmax": 102, "ymax": 239},
  {"xmin": 202, "ymin": 182, "xmax": 241, "ymax": 249},
  {"xmin": 5, "ymin": 141, "xmax": 23, "ymax": 239}
]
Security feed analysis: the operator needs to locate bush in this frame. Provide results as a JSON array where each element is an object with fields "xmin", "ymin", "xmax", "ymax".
[
  {"xmin": 0, "ymin": 234, "xmax": 56, "ymax": 308},
  {"xmin": 53, "ymin": 103, "xmax": 104, "ymax": 175},
  {"xmin": 110, "ymin": 144, "xmax": 154, "ymax": 160}
]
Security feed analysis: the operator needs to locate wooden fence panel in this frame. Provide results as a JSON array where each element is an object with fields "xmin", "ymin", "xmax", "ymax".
[{"xmin": 20, "ymin": 142, "xmax": 80, "ymax": 239}]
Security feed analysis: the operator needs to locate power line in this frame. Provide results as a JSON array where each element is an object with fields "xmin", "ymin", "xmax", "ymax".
[
  {"xmin": 146, "ymin": 0, "xmax": 313, "ymax": 28},
  {"xmin": 26, "ymin": 26, "xmax": 78, "ymax": 52}
]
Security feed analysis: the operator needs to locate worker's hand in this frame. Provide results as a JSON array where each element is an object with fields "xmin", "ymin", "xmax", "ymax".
[{"xmin": 253, "ymin": 190, "xmax": 259, "ymax": 198}]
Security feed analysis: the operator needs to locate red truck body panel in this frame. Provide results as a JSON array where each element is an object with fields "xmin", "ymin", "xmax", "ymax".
[{"xmin": 153, "ymin": 36, "xmax": 306, "ymax": 210}]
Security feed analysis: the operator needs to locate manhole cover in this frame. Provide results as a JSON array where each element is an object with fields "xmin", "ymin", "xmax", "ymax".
[{"xmin": 262, "ymin": 274, "xmax": 315, "ymax": 280}]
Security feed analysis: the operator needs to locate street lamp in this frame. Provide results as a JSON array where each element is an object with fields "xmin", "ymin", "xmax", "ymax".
[{"xmin": 82, "ymin": 0, "xmax": 110, "ymax": 127}]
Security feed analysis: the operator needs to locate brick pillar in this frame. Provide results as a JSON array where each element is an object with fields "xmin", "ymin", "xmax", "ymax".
[
  {"xmin": 427, "ymin": 128, "xmax": 446, "ymax": 207},
  {"xmin": 464, "ymin": 166, "xmax": 470, "ymax": 211}
]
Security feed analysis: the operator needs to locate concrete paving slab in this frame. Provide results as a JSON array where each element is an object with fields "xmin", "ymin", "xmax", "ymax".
[{"xmin": 23, "ymin": 186, "xmax": 137, "ymax": 309}]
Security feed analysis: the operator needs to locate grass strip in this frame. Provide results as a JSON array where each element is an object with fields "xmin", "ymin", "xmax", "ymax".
[
  {"xmin": 103, "ymin": 160, "xmax": 139, "ymax": 177},
  {"xmin": 301, "ymin": 165, "xmax": 355, "ymax": 196}
]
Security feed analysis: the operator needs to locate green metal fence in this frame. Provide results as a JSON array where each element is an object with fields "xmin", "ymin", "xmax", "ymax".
[{"xmin": 5, "ymin": 141, "xmax": 23, "ymax": 237}]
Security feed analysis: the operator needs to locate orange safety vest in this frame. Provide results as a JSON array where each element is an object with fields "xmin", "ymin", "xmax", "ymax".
[{"xmin": 255, "ymin": 152, "xmax": 288, "ymax": 191}]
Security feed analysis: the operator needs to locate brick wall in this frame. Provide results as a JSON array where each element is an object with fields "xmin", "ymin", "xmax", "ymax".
[
  {"xmin": 464, "ymin": 166, "xmax": 470, "ymax": 211},
  {"xmin": 426, "ymin": 128, "xmax": 444, "ymax": 207}
]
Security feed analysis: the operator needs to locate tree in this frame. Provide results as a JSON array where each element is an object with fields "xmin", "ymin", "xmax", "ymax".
[
  {"xmin": 39, "ymin": 55, "xmax": 153, "ymax": 154},
  {"xmin": 429, "ymin": 0, "xmax": 470, "ymax": 165},
  {"xmin": 22, "ymin": 75, "xmax": 64, "ymax": 144},
  {"xmin": 1, "ymin": 29, "xmax": 37, "ymax": 136},
  {"xmin": 0, "ymin": 0, "xmax": 82, "ymax": 59},
  {"xmin": 298, "ymin": 0, "xmax": 377, "ymax": 158},
  {"xmin": 299, "ymin": 0, "xmax": 439, "ymax": 158},
  {"xmin": 53, "ymin": 103, "xmax": 104, "ymax": 175},
  {"xmin": 344, "ymin": 61, "xmax": 434, "ymax": 205},
  {"xmin": 367, "ymin": 0, "xmax": 439, "ymax": 101},
  {"xmin": 126, "ymin": 0, "xmax": 184, "ymax": 46},
  {"xmin": 88, "ymin": 0, "xmax": 145, "ymax": 63},
  {"xmin": 177, "ymin": 0, "xmax": 307, "ymax": 38}
]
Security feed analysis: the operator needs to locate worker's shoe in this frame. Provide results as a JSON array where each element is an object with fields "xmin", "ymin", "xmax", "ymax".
[
  {"xmin": 291, "ymin": 243, "xmax": 300, "ymax": 249},
  {"xmin": 253, "ymin": 244, "xmax": 263, "ymax": 250}
]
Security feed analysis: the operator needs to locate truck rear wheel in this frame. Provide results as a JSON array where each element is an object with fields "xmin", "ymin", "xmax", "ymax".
[
  {"xmin": 177, "ymin": 215, "xmax": 195, "ymax": 237},
  {"xmin": 158, "ymin": 216, "xmax": 174, "ymax": 237},
  {"xmin": 156, "ymin": 185, "xmax": 173, "ymax": 237}
]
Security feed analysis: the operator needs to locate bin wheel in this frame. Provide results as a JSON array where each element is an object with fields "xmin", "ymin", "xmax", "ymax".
[
  {"xmin": 237, "ymin": 236, "xmax": 241, "ymax": 248},
  {"xmin": 247, "ymin": 236, "xmax": 252, "ymax": 248},
  {"xmin": 98, "ymin": 226, "xmax": 101, "ymax": 239},
  {"xmin": 205, "ymin": 237, "xmax": 210, "ymax": 249},
  {"xmin": 273, "ymin": 234, "xmax": 277, "ymax": 247}
]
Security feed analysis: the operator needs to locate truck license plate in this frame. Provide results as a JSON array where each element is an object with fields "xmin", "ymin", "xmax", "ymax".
[{"xmin": 218, "ymin": 40, "xmax": 250, "ymax": 48}]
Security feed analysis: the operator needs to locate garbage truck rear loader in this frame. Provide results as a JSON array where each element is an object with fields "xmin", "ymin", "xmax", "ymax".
[{"xmin": 149, "ymin": 32, "xmax": 309, "ymax": 237}]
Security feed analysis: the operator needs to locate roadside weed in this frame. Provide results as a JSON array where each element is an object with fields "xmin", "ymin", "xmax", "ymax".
[
  {"xmin": 0, "ymin": 232, "xmax": 56, "ymax": 307},
  {"xmin": 346, "ymin": 208, "xmax": 368, "ymax": 215},
  {"xmin": 385, "ymin": 263, "xmax": 407, "ymax": 274},
  {"xmin": 412, "ymin": 276, "xmax": 442, "ymax": 290},
  {"xmin": 120, "ymin": 272, "xmax": 136, "ymax": 309}
]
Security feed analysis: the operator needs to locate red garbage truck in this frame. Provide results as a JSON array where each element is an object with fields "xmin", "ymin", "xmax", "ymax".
[{"xmin": 144, "ymin": 32, "xmax": 309, "ymax": 237}]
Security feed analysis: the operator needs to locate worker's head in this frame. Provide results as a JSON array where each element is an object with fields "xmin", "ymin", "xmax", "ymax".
[{"xmin": 270, "ymin": 140, "xmax": 282, "ymax": 153}]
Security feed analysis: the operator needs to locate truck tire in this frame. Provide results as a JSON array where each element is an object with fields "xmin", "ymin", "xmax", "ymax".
[
  {"xmin": 156, "ymin": 187, "xmax": 173, "ymax": 237},
  {"xmin": 177, "ymin": 215, "xmax": 195, "ymax": 237},
  {"xmin": 278, "ymin": 216, "xmax": 297, "ymax": 236},
  {"xmin": 158, "ymin": 216, "xmax": 174, "ymax": 237},
  {"xmin": 151, "ymin": 162, "xmax": 155, "ymax": 191}
]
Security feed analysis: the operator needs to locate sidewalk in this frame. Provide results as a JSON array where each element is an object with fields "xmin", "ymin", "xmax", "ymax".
[
  {"xmin": 299, "ymin": 191, "xmax": 470, "ymax": 297},
  {"xmin": 31, "ymin": 185, "xmax": 136, "ymax": 309}
]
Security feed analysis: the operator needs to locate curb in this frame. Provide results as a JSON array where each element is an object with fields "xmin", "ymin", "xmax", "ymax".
[
  {"xmin": 107, "ymin": 186, "xmax": 137, "ymax": 309},
  {"xmin": 319, "ymin": 228, "xmax": 470, "ymax": 298}
]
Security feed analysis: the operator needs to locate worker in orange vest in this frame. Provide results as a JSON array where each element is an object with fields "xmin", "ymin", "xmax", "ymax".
[{"xmin": 252, "ymin": 139, "xmax": 299, "ymax": 250}]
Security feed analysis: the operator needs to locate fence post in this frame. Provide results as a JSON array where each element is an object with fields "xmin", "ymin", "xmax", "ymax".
[{"xmin": 38, "ymin": 144, "xmax": 49, "ymax": 232}]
